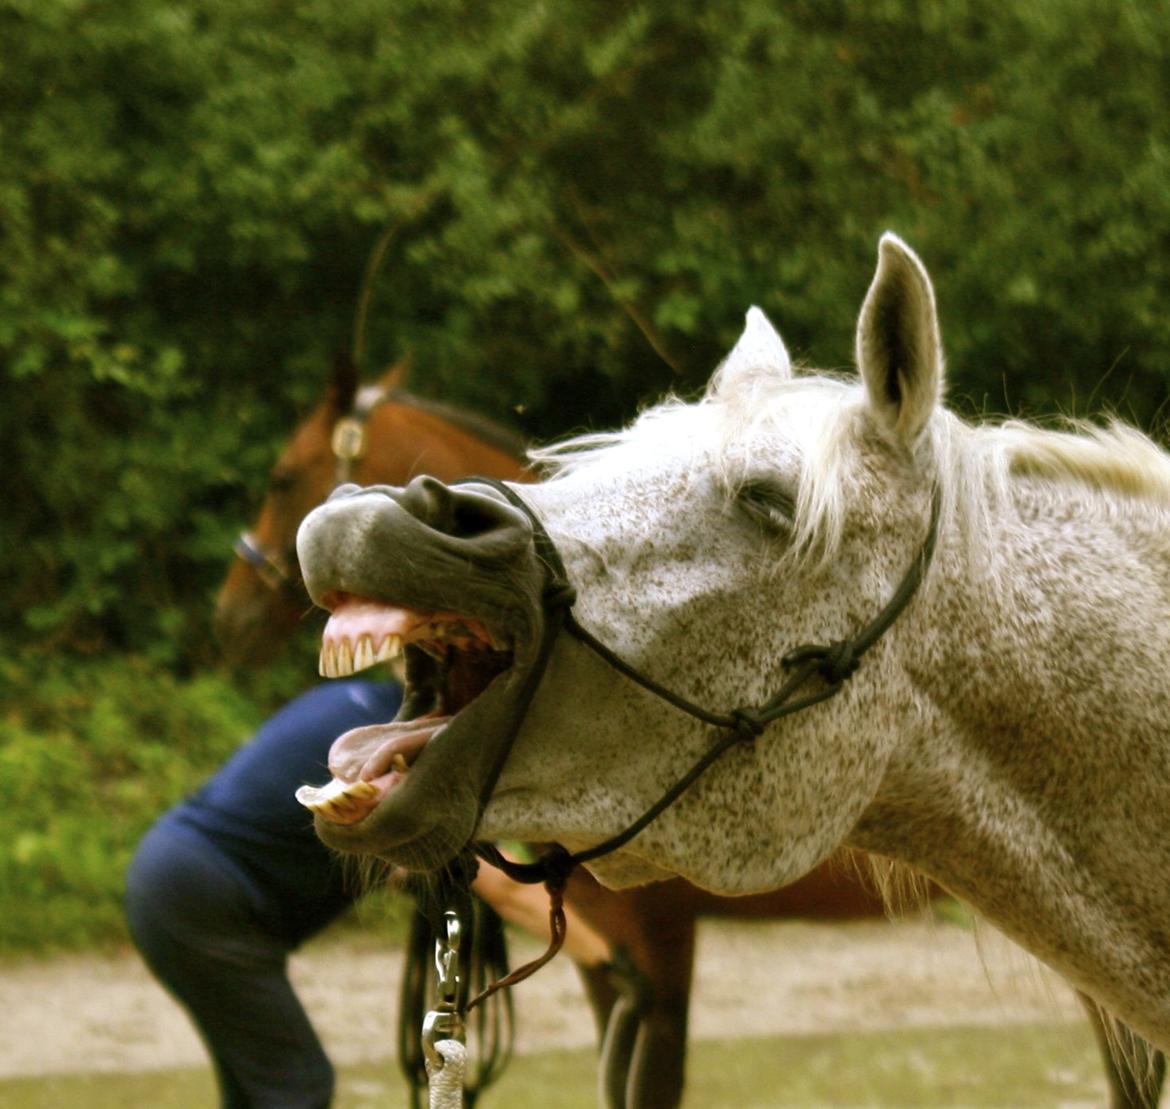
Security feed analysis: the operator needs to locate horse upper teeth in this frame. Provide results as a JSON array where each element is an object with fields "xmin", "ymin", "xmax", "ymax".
[
  {"xmin": 354, "ymin": 634, "xmax": 376, "ymax": 671},
  {"xmin": 322, "ymin": 639, "xmax": 352, "ymax": 678},
  {"xmin": 391, "ymin": 754, "xmax": 409, "ymax": 773},
  {"xmin": 319, "ymin": 634, "xmax": 403, "ymax": 677},
  {"xmin": 295, "ymin": 777, "xmax": 378, "ymax": 816},
  {"xmin": 376, "ymin": 635, "xmax": 402, "ymax": 663}
]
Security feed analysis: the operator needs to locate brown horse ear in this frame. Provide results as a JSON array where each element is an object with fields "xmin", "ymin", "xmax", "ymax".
[
  {"xmin": 378, "ymin": 353, "xmax": 412, "ymax": 394},
  {"xmin": 327, "ymin": 351, "xmax": 360, "ymax": 414}
]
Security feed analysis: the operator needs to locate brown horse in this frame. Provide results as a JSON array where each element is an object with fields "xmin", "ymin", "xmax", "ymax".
[{"xmin": 215, "ymin": 353, "xmax": 1162, "ymax": 1109}]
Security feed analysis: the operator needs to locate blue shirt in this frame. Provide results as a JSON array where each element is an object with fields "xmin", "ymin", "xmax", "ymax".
[{"xmin": 160, "ymin": 679, "xmax": 402, "ymax": 941}]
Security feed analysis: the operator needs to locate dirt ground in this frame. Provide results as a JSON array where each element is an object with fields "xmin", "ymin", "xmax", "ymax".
[{"xmin": 0, "ymin": 912, "xmax": 1087, "ymax": 1081}]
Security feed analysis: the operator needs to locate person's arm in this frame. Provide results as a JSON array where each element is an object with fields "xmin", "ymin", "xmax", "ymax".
[{"xmin": 471, "ymin": 860, "xmax": 612, "ymax": 968}]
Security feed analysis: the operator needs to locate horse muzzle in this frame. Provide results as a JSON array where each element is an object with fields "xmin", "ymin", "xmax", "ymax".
[{"xmin": 293, "ymin": 477, "xmax": 552, "ymax": 868}]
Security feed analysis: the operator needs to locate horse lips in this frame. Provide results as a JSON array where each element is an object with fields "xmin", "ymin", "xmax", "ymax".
[{"xmin": 295, "ymin": 595, "xmax": 509, "ymax": 825}]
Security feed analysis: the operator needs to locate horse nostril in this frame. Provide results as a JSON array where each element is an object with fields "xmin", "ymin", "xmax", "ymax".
[
  {"xmin": 401, "ymin": 475, "xmax": 520, "ymax": 541},
  {"xmin": 399, "ymin": 476, "xmax": 457, "ymax": 532},
  {"xmin": 451, "ymin": 494, "xmax": 515, "ymax": 539}
]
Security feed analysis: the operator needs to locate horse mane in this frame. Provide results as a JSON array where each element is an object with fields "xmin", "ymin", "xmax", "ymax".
[
  {"xmin": 972, "ymin": 419, "xmax": 1170, "ymax": 505},
  {"xmin": 533, "ymin": 369, "xmax": 1170, "ymax": 578}
]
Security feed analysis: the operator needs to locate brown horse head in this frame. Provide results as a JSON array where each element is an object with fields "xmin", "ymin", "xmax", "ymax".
[{"xmin": 213, "ymin": 353, "xmax": 528, "ymax": 665}]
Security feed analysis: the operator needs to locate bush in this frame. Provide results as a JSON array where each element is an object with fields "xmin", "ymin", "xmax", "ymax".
[
  {"xmin": 0, "ymin": 654, "xmax": 264, "ymax": 951},
  {"xmin": 3, "ymin": 0, "xmax": 1170, "ymax": 950}
]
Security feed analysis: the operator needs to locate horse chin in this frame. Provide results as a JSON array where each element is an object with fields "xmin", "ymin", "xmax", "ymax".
[{"xmin": 309, "ymin": 724, "xmax": 480, "ymax": 871}]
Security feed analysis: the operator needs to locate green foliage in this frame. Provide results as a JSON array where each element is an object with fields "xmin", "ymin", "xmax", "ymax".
[
  {"xmin": 0, "ymin": 654, "xmax": 263, "ymax": 950},
  {"xmin": 4, "ymin": 0, "xmax": 1170, "ymax": 660}
]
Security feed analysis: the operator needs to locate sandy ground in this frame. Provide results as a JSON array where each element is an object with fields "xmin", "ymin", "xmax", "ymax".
[{"xmin": 0, "ymin": 913, "xmax": 1087, "ymax": 1080}]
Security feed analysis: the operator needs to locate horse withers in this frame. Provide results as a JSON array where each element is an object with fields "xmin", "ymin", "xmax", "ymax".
[{"xmin": 297, "ymin": 235, "xmax": 1170, "ymax": 1100}]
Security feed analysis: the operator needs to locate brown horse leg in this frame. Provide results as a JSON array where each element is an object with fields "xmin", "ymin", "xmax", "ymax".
[
  {"xmin": 623, "ymin": 995, "xmax": 690, "ymax": 1109},
  {"xmin": 564, "ymin": 959, "xmax": 663, "ymax": 1109},
  {"xmin": 600, "ymin": 990, "xmax": 642, "ymax": 1108},
  {"xmin": 576, "ymin": 960, "xmax": 621, "ymax": 1044},
  {"xmin": 563, "ymin": 873, "xmax": 697, "ymax": 1108},
  {"xmin": 611, "ymin": 911, "xmax": 695, "ymax": 1109},
  {"xmin": 592, "ymin": 946, "xmax": 658, "ymax": 1108},
  {"xmin": 1079, "ymin": 992, "xmax": 1166, "ymax": 1108}
]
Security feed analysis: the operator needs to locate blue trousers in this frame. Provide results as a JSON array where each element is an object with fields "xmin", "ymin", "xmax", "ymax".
[
  {"xmin": 125, "ymin": 821, "xmax": 343, "ymax": 1109},
  {"xmin": 125, "ymin": 680, "xmax": 402, "ymax": 1108}
]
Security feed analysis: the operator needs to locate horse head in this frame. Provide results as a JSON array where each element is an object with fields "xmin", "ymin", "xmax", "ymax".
[
  {"xmin": 214, "ymin": 353, "xmax": 367, "ymax": 662},
  {"xmin": 295, "ymin": 234, "xmax": 946, "ymax": 890}
]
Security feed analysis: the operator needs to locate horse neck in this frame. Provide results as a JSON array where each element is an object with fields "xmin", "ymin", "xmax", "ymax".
[
  {"xmin": 912, "ymin": 474, "xmax": 1170, "ymax": 735},
  {"xmin": 358, "ymin": 401, "xmax": 529, "ymax": 487},
  {"xmin": 856, "ymin": 473, "xmax": 1170, "ymax": 984}
]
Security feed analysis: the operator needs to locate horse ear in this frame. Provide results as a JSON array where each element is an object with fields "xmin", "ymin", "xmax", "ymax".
[
  {"xmin": 856, "ymin": 233, "xmax": 943, "ymax": 445},
  {"xmin": 378, "ymin": 353, "xmax": 412, "ymax": 393},
  {"xmin": 327, "ymin": 351, "xmax": 360, "ymax": 414},
  {"xmin": 711, "ymin": 306, "xmax": 792, "ymax": 394}
]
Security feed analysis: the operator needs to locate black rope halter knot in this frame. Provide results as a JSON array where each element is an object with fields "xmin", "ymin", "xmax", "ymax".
[
  {"xmin": 728, "ymin": 706, "xmax": 767, "ymax": 742},
  {"xmin": 783, "ymin": 638, "xmax": 859, "ymax": 685}
]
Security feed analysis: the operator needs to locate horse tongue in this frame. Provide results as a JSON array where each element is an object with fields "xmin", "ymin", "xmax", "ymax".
[
  {"xmin": 296, "ymin": 717, "xmax": 450, "ymax": 826},
  {"xmin": 327, "ymin": 718, "xmax": 448, "ymax": 781}
]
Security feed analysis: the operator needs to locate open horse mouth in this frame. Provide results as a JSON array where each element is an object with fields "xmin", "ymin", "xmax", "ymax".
[
  {"xmin": 293, "ymin": 476, "xmax": 548, "ymax": 867},
  {"xmin": 296, "ymin": 596, "xmax": 513, "ymax": 824}
]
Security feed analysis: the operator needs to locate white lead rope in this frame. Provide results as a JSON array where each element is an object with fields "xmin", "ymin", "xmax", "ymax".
[
  {"xmin": 422, "ymin": 911, "xmax": 466, "ymax": 1109},
  {"xmin": 426, "ymin": 1039, "xmax": 467, "ymax": 1109}
]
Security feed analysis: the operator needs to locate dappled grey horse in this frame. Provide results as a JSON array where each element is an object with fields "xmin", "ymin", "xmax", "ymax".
[{"xmin": 297, "ymin": 235, "xmax": 1170, "ymax": 1100}]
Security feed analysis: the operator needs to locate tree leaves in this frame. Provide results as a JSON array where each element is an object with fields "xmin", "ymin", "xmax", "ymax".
[{"xmin": 3, "ymin": 0, "xmax": 1170, "ymax": 661}]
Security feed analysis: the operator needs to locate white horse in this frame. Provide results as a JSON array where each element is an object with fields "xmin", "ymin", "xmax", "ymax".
[{"xmin": 296, "ymin": 234, "xmax": 1170, "ymax": 1055}]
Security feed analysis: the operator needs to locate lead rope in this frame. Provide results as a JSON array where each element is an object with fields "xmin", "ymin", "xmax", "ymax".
[
  {"xmin": 422, "ymin": 910, "xmax": 467, "ymax": 1109},
  {"xmin": 464, "ymin": 870, "xmax": 568, "ymax": 1013}
]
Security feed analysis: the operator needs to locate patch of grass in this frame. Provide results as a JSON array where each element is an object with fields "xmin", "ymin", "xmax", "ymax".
[
  {"xmin": 0, "ymin": 1022, "xmax": 1111, "ymax": 1108},
  {"xmin": 683, "ymin": 1024, "xmax": 1106, "ymax": 1108}
]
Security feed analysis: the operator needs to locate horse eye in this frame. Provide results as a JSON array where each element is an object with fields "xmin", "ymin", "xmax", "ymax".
[{"xmin": 735, "ymin": 480, "xmax": 795, "ymax": 533}]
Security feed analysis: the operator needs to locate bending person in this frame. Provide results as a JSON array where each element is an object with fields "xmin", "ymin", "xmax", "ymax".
[{"xmin": 126, "ymin": 677, "xmax": 613, "ymax": 1109}]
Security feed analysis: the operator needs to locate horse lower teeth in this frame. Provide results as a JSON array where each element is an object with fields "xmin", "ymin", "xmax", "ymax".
[
  {"xmin": 391, "ymin": 754, "xmax": 409, "ymax": 773},
  {"xmin": 294, "ymin": 777, "xmax": 378, "ymax": 813}
]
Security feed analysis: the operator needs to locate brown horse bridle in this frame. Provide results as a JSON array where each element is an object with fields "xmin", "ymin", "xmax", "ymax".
[{"xmin": 233, "ymin": 383, "xmax": 395, "ymax": 595}]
